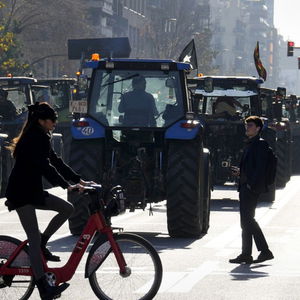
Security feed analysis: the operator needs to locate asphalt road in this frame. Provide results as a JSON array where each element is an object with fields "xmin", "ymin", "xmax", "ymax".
[{"xmin": 1, "ymin": 176, "xmax": 300, "ymax": 299}]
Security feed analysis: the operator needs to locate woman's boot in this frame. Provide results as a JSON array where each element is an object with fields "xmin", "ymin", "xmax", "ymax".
[{"xmin": 35, "ymin": 275, "xmax": 69, "ymax": 300}]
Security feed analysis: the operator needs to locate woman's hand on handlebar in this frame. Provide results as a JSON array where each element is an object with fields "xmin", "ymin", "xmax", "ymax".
[
  {"xmin": 80, "ymin": 179, "xmax": 96, "ymax": 186},
  {"xmin": 68, "ymin": 183, "xmax": 85, "ymax": 193}
]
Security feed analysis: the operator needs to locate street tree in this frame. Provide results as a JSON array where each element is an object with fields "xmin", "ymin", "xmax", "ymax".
[
  {"xmin": 1, "ymin": 0, "xmax": 91, "ymax": 77},
  {"xmin": 0, "ymin": 1, "xmax": 29, "ymax": 76},
  {"xmin": 140, "ymin": 0, "xmax": 216, "ymax": 74}
]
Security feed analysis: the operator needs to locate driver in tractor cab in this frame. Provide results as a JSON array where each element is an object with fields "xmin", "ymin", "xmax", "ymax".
[
  {"xmin": 118, "ymin": 75, "xmax": 158, "ymax": 126},
  {"xmin": 213, "ymin": 96, "xmax": 243, "ymax": 118},
  {"xmin": 0, "ymin": 88, "xmax": 18, "ymax": 121}
]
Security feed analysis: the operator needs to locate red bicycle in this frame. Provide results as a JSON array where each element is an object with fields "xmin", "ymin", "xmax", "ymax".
[{"xmin": 0, "ymin": 185, "xmax": 163, "ymax": 300}]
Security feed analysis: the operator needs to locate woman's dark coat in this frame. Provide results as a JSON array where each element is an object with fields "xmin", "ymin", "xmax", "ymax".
[{"xmin": 5, "ymin": 125, "xmax": 80, "ymax": 210}]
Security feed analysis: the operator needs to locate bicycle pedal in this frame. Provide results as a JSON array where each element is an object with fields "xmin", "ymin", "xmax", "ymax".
[{"xmin": 53, "ymin": 293, "xmax": 61, "ymax": 299}]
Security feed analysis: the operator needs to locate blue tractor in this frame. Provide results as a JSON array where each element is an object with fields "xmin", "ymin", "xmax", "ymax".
[{"xmin": 67, "ymin": 38, "xmax": 211, "ymax": 238}]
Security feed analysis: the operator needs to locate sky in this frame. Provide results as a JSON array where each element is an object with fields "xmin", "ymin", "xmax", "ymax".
[{"xmin": 274, "ymin": 0, "xmax": 300, "ymax": 45}]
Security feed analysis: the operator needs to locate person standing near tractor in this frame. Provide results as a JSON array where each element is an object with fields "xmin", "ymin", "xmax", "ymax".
[
  {"xmin": 230, "ymin": 116, "xmax": 274, "ymax": 264},
  {"xmin": 118, "ymin": 75, "xmax": 158, "ymax": 127},
  {"xmin": 0, "ymin": 88, "xmax": 17, "ymax": 121}
]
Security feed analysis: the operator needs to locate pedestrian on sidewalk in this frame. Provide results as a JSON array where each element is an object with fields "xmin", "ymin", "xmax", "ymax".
[{"xmin": 230, "ymin": 116, "xmax": 274, "ymax": 264}]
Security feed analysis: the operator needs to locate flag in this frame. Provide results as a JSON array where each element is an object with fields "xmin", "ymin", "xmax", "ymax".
[
  {"xmin": 178, "ymin": 39, "xmax": 198, "ymax": 70},
  {"xmin": 254, "ymin": 41, "xmax": 267, "ymax": 81}
]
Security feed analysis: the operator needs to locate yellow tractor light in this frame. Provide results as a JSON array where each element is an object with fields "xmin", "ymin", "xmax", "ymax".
[{"xmin": 91, "ymin": 53, "xmax": 100, "ymax": 61}]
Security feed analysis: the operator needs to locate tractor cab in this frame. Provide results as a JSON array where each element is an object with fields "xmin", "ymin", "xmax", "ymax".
[
  {"xmin": 66, "ymin": 38, "xmax": 211, "ymax": 238},
  {"xmin": 189, "ymin": 76, "xmax": 263, "ymax": 120},
  {"xmin": 0, "ymin": 76, "xmax": 37, "ymax": 196},
  {"xmin": 0, "ymin": 76, "xmax": 37, "ymax": 136},
  {"xmin": 188, "ymin": 75, "xmax": 263, "ymax": 186},
  {"xmin": 32, "ymin": 77, "xmax": 76, "ymax": 124}
]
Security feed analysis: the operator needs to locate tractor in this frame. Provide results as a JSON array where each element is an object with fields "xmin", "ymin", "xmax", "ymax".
[
  {"xmin": 67, "ymin": 38, "xmax": 211, "ymax": 238},
  {"xmin": 187, "ymin": 75, "xmax": 278, "ymax": 202},
  {"xmin": 0, "ymin": 76, "xmax": 64, "ymax": 195}
]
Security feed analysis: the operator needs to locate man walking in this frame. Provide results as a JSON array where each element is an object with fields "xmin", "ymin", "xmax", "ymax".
[{"xmin": 230, "ymin": 116, "xmax": 274, "ymax": 264}]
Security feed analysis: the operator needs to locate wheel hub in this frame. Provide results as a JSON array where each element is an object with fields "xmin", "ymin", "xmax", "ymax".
[
  {"xmin": 45, "ymin": 272, "xmax": 56, "ymax": 286},
  {"xmin": 120, "ymin": 266, "xmax": 131, "ymax": 278}
]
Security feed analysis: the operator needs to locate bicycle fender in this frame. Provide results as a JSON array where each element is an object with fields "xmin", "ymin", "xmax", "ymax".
[{"xmin": 85, "ymin": 234, "xmax": 112, "ymax": 278}]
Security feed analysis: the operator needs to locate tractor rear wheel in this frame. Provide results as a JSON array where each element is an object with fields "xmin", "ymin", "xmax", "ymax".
[
  {"xmin": 201, "ymin": 149, "xmax": 211, "ymax": 234},
  {"xmin": 275, "ymin": 138, "xmax": 288, "ymax": 188},
  {"xmin": 68, "ymin": 139, "xmax": 104, "ymax": 235},
  {"xmin": 0, "ymin": 136, "xmax": 13, "ymax": 198},
  {"xmin": 166, "ymin": 139, "xmax": 205, "ymax": 238}
]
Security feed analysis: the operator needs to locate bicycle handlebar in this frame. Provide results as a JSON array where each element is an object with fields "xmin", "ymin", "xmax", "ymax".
[{"xmin": 71, "ymin": 183, "xmax": 126, "ymax": 218}]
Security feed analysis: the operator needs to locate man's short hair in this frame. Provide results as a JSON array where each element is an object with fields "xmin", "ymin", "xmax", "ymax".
[
  {"xmin": 245, "ymin": 115, "xmax": 264, "ymax": 132},
  {"xmin": 132, "ymin": 76, "xmax": 146, "ymax": 89}
]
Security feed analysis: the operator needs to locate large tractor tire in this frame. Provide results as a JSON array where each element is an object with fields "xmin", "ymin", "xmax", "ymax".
[
  {"xmin": 275, "ymin": 138, "xmax": 288, "ymax": 188},
  {"xmin": 0, "ymin": 144, "xmax": 2, "ymax": 196},
  {"xmin": 166, "ymin": 139, "xmax": 205, "ymax": 238},
  {"xmin": 51, "ymin": 133, "xmax": 64, "ymax": 157},
  {"xmin": 0, "ymin": 135, "xmax": 13, "ymax": 198},
  {"xmin": 292, "ymin": 136, "xmax": 300, "ymax": 174},
  {"xmin": 55, "ymin": 125, "xmax": 72, "ymax": 164},
  {"xmin": 201, "ymin": 148, "xmax": 211, "ymax": 234},
  {"xmin": 68, "ymin": 139, "xmax": 104, "ymax": 235}
]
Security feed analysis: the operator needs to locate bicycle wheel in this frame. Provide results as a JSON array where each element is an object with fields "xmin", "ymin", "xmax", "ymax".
[
  {"xmin": 0, "ymin": 236, "xmax": 35, "ymax": 300},
  {"xmin": 89, "ymin": 233, "xmax": 163, "ymax": 300}
]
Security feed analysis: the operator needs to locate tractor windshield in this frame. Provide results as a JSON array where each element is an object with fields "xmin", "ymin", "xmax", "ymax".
[
  {"xmin": 89, "ymin": 69, "xmax": 184, "ymax": 128},
  {"xmin": 5, "ymin": 86, "xmax": 29, "ymax": 113},
  {"xmin": 33, "ymin": 81, "xmax": 74, "ymax": 123},
  {"xmin": 203, "ymin": 96, "xmax": 251, "ymax": 118}
]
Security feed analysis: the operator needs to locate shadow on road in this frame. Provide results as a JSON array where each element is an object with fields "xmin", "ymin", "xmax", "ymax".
[
  {"xmin": 48, "ymin": 230, "xmax": 200, "ymax": 253},
  {"xmin": 229, "ymin": 264, "xmax": 270, "ymax": 281}
]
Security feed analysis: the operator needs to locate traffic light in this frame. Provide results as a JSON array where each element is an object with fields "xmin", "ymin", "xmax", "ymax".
[
  {"xmin": 298, "ymin": 57, "xmax": 300, "ymax": 69},
  {"xmin": 287, "ymin": 41, "xmax": 294, "ymax": 56}
]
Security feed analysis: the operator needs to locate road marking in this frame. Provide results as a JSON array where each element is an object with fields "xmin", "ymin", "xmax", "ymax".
[
  {"xmin": 143, "ymin": 272, "xmax": 187, "ymax": 293},
  {"xmin": 168, "ymin": 261, "xmax": 218, "ymax": 293}
]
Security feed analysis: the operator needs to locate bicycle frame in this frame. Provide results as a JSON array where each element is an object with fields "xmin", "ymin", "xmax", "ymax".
[{"xmin": 0, "ymin": 210, "xmax": 127, "ymax": 285}]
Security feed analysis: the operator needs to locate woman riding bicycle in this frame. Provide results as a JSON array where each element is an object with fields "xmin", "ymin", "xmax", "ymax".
[{"xmin": 5, "ymin": 102, "xmax": 91, "ymax": 300}]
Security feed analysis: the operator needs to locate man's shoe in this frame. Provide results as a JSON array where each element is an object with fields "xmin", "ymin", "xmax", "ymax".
[
  {"xmin": 229, "ymin": 254, "xmax": 253, "ymax": 264},
  {"xmin": 42, "ymin": 246, "xmax": 61, "ymax": 262},
  {"xmin": 254, "ymin": 250, "xmax": 274, "ymax": 263}
]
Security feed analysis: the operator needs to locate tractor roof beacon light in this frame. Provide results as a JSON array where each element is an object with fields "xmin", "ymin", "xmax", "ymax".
[
  {"xmin": 287, "ymin": 41, "xmax": 295, "ymax": 57},
  {"xmin": 91, "ymin": 53, "xmax": 100, "ymax": 61}
]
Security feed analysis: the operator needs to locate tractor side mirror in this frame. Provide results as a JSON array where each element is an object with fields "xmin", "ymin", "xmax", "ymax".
[
  {"xmin": 204, "ymin": 77, "xmax": 213, "ymax": 93},
  {"xmin": 242, "ymin": 104, "xmax": 249, "ymax": 112},
  {"xmin": 276, "ymin": 87, "xmax": 286, "ymax": 98},
  {"xmin": 165, "ymin": 78, "xmax": 176, "ymax": 88}
]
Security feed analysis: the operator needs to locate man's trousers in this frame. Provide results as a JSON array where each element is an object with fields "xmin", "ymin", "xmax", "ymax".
[{"xmin": 239, "ymin": 184, "xmax": 269, "ymax": 255}]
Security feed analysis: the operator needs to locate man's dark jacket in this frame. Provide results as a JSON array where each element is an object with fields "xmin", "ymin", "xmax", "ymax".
[
  {"xmin": 118, "ymin": 89, "xmax": 158, "ymax": 126},
  {"xmin": 239, "ymin": 135, "xmax": 268, "ymax": 194},
  {"xmin": 5, "ymin": 125, "xmax": 81, "ymax": 210}
]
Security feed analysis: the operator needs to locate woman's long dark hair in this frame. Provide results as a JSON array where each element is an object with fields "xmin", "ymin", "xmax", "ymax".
[{"xmin": 7, "ymin": 102, "xmax": 57, "ymax": 158}]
